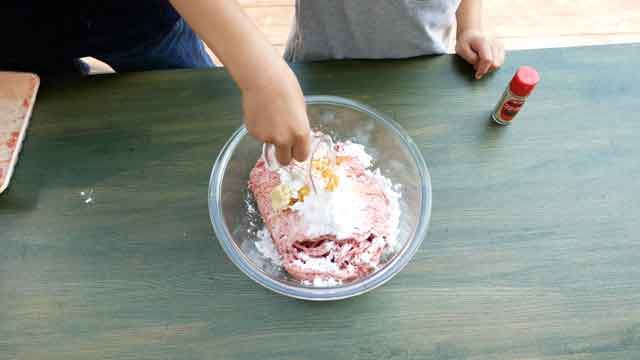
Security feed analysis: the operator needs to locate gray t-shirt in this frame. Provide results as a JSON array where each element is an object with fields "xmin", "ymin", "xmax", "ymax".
[{"xmin": 284, "ymin": 0, "xmax": 461, "ymax": 62}]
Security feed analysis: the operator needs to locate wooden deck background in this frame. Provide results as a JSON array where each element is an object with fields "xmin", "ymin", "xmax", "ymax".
[{"xmin": 86, "ymin": 0, "xmax": 640, "ymax": 72}]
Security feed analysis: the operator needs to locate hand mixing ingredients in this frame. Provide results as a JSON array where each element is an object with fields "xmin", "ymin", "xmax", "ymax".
[{"xmin": 248, "ymin": 134, "xmax": 401, "ymax": 286}]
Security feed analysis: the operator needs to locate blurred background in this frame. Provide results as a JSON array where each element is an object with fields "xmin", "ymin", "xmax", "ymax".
[{"xmin": 86, "ymin": 0, "xmax": 640, "ymax": 73}]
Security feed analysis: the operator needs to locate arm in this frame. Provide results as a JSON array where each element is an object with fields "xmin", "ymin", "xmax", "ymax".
[
  {"xmin": 170, "ymin": 0, "xmax": 310, "ymax": 164},
  {"xmin": 455, "ymin": 0, "xmax": 505, "ymax": 79}
]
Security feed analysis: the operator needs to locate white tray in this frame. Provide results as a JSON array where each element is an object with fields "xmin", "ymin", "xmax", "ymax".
[{"xmin": 0, "ymin": 72, "xmax": 40, "ymax": 194}]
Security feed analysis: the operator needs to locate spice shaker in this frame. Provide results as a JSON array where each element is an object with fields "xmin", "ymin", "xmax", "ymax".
[{"xmin": 492, "ymin": 66, "xmax": 540, "ymax": 125}]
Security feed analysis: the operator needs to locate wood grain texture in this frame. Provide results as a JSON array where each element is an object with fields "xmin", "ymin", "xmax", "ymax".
[
  {"xmin": 81, "ymin": 0, "xmax": 640, "ymax": 74},
  {"xmin": 2, "ymin": 44, "xmax": 640, "ymax": 359}
]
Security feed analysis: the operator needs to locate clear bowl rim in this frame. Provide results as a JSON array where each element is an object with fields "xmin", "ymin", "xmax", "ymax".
[{"xmin": 208, "ymin": 95, "xmax": 432, "ymax": 301}]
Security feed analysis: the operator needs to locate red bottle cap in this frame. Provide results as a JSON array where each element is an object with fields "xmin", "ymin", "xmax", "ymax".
[{"xmin": 510, "ymin": 66, "xmax": 540, "ymax": 97}]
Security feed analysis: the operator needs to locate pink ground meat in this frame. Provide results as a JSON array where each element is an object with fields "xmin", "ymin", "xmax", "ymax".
[{"xmin": 248, "ymin": 151, "xmax": 395, "ymax": 283}]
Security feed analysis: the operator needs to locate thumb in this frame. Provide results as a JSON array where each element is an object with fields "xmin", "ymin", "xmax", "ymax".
[
  {"xmin": 456, "ymin": 42, "xmax": 479, "ymax": 66},
  {"xmin": 275, "ymin": 143, "xmax": 293, "ymax": 166},
  {"xmin": 292, "ymin": 131, "xmax": 311, "ymax": 162},
  {"xmin": 472, "ymin": 40, "xmax": 494, "ymax": 79}
]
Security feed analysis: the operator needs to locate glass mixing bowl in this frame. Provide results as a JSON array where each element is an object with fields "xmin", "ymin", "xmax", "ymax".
[{"xmin": 209, "ymin": 96, "xmax": 431, "ymax": 300}]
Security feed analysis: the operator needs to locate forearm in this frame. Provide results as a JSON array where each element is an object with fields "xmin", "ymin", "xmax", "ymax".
[
  {"xmin": 456, "ymin": 0, "xmax": 483, "ymax": 35},
  {"xmin": 169, "ymin": 0, "xmax": 287, "ymax": 92}
]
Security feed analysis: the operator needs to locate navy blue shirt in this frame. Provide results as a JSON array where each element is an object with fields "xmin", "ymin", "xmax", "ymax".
[{"xmin": 1, "ymin": 1, "xmax": 180, "ymax": 63}]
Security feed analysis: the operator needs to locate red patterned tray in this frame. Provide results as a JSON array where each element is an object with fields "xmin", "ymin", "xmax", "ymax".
[{"xmin": 0, "ymin": 72, "xmax": 39, "ymax": 193}]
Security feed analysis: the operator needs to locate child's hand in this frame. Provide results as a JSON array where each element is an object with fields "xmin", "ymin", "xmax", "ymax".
[
  {"xmin": 168, "ymin": 0, "xmax": 311, "ymax": 165},
  {"xmin": 242, "ymin": 65, "xmax": 311, "ymax": 165},
  {"xmin": 455, "ymin": 30, "xmax": 505, "ymax": 80}
]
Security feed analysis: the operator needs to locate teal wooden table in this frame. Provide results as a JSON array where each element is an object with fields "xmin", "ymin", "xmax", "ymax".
[{"xmin": 2, "ymin": 44, "xmax": 640, "ymax": 359}]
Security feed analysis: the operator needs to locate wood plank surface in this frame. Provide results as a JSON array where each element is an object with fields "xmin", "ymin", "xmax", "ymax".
[
  {"xmin": 2, "ymin": 44, "xmax": 640, "ymax": 359},
  {"xmin": 484, "ymin": 0, "xmax": 640, "ymax": 50},
  {"xmin": 83, "ymin": 0, "xmax": 640, "ymax": 74},
  {"xmin": 235, "ymin": 0, "xmax": 640, "ymax": 51}
]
